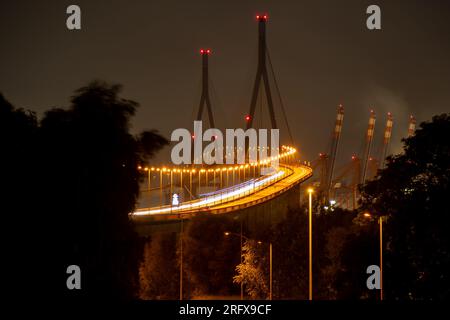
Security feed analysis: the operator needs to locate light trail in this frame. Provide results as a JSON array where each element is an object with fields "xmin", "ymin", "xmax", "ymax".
[
  {"xmin": 131, "ymin": 145, "xmax": 307, "ymax": 218},
  {"xmin": 199, "ymin": 178, "xmax": 257, "ymax": 197},
  {"xmin": 132, "ymin": 170, "xmax": 286, "ymax": 216}
]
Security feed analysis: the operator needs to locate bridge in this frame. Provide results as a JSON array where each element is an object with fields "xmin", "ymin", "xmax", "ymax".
[
  {"xmin": 131, "ymin": 146, "xmax": 312, "ymax": 225},
  {"xmin": 131, "ymin": 15, "xmax": 313, "ymax": 234}
]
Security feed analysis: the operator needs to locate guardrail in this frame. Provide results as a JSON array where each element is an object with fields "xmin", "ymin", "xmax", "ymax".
[
  {"xmin": 132, "ymin": 165, "xmax": 294, "ymax": 217},
  {"xmin": 132, "ymin": 164, "xmax": 313, "ymax": 223}
]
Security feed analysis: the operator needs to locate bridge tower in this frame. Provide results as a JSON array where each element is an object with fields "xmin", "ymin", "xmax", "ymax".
[
  {"xmin": 196, "ymin": 49, "xmax": 215, "ymax": 128},
  {"xmin": 246, "ymin": 14, "xmax": 277, "ymax": 129}
]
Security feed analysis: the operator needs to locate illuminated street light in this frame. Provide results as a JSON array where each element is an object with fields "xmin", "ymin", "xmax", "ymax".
[
  {"xmin": 224, "ymin": 230, "xmax": 247, "ymax": 300},
  {"xmin": 364, "ymin": 212, "xmax": 384, "ymax": 300},
  {"xmin": 224, "ymin": 231, "xmax": 272, "ymax": 300},
  {"xmin": 307, "ymin": 187, "xmax": 314, "ymax": 300},
  {"xmin": 133, "ymin": 145, "xmax": 301, "ymax": 216}
]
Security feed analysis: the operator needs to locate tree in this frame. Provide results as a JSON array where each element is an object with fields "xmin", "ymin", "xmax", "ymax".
[
  {"xmin": 234, "ymin": 239, "xmax": 270, "ymax": 299},
  {"xmin": 233, "ymin": 205, "xmax": 357, "ymax": 300},
  {"xmin": 139, "ymin": 233, "xmax": 179, "ymax": 299},
  {"xmin": 356, "ymin": 113, "xmax": 450, "ymax": 300},
  {"xmin": 182, "ymin": 215, "xmax": 241, "ymax": 298},
  {"xmin": 0, "ymin": 93, "xmax": 38, "ymax": 296},
  {"xmin": 332, "ymin": 221, "xmax": 379, "ymax": 299},
  {"xmin": 1, "ymin": 82, "xmax": 168, "ymax": 299}
]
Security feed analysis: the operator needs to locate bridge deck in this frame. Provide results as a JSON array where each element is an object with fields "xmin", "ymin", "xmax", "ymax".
[{"xmin": 131, "ymin": 164, "xmax": 312, "ymax": 223}]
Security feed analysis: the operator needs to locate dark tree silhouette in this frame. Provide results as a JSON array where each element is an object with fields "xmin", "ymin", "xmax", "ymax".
[
  {"xmin": 1, "ymin": 82, "xmax": 168, "ymax": 300},
  {"xmin": 182, "ymin": 215, "xmax": 241, "ymax": 298},
  {"xmin": 139, "ymin": 233, "xmax": 179, "ymax": 300},
  {"xmin": 349, "ymin": 113, "xmax": 450, "ymax": 300},
  {"xmin": 0, "ymin": 94, "xmax": 38, "ymax": 296},
  {"xmin": 332, "ymin": 222, "xmax": 380, "ymax": 299},
  {"xmin": 234, "ymin": 206, "xmax": 357, "ymax": 300}
]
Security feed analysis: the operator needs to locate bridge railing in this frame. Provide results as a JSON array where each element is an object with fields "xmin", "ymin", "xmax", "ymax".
[{"xmin": 132, "ymin": 165, "xmax": 294, "ymax": 216}]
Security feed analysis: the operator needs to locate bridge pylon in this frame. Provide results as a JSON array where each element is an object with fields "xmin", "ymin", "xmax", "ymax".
[
  {"xmin": 196, "ymin": 49, "xmax": 215, "ymax": 128},
  {"xmin": 246, "ymin": 14, "xmax": 277, "ymax": 130}
]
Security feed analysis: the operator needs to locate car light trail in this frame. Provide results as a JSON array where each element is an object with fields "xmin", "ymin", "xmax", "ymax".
[
  {"xmin": 199, "ymin": 179, "xmax": 257, "ymax": 197},
  {"xmin": 132, "ymin": 170, "xmax": 286, "ymax": 216}
]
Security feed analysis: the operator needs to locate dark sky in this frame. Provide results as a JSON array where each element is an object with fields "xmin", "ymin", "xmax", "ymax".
[{"xmin": 1, "ymin": 0, "xmax": 449, "ymax": 165}]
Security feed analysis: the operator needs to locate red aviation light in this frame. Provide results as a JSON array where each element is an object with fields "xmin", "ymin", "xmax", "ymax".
[
  {"xmin": 256, "ymin": 14, "xmax": 268, "ymax": 21},
  {"xmin": 200, "ymin": 49, "xmax": 211, "ymax": 55},
  {"xmin": 245, "ymin": 115, "xmax": 251, "ymax": 121}
]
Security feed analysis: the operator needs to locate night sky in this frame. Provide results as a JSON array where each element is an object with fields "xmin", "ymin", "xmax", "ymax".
[{"xmin": 1, "ymin": 0, "xmax": 449, "ymax": 165}]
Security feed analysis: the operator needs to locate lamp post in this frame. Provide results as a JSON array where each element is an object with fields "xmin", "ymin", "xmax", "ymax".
[
  {"xmin": 189, "ymin": 170, "xmax": 193, "ymax": 200},
  {"xmin": 170, "ymin": 169, "xmax": 173, "ymax": 198},
  {"xmin": 224, "ymin": 232, "xmax": 272, "ymax": 300},
  {"xmin": 364, "ymin": 212, "xmax": 384, "ymax": 301},
  {"xmin": 180, "ymin": 169, "xmax": 183, "ymax": 191},
  {"xmin": 379, "ymin": 216, "xmax": 383, "ymax": 301},
  {"xmin": 159, "ymin": 169, "xmax": 163, "ymax": 208},
  {"xmin": 224, "ymin": 231, "xmax": 247, "ymax": 300},
  {"xmin": 179, "ymin": 215, "xmax": 183, "ymax": 300},
  {"xmin": 307, "ymin": 187, "xmax": 314, "ymax": 300},
  {"xmin": 269, "ymin": 242, "xmax": 272, "ymax": 300},
  {"xmin": 145, "ymin": 167, "xmax": 151, "ymax": 206}
]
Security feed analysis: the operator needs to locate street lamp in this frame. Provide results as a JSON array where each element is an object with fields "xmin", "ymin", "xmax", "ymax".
[
  {"xmin": 255, "ymin": 240, "xmax": 273, "ymax": 300},
  {"xmin": 224, "ymin": 231, "xmax": 273, "ymax": 300},
  {"xmin": 225, "ymin": 230, "xmax": 247, "ymax": 300},
  {"xmin": 179, "ymin": 213, "xmax": 184, "ymax": 300},
  {"xmin": 307, "ymin": 187, "xmax": 314, "ymax": 300},
  {"xmin": 364, "ymin": 212, "xmax": 384, "ymax": 301}
]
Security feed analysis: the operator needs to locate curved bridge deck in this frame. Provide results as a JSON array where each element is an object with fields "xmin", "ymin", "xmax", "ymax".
[{"xmin": 131, "ymin": 164, "xmax": 312, "ymax": 224}]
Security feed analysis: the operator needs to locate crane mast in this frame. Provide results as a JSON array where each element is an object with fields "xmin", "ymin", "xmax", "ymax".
[
  {"xmin": 380, "ymin": 112, "xmax": 393, "ymax": 170},
  {"xmin": 361, "ymin": 110, "xmax": 376, "ymax": 183},
  {"xmin": 408, "ymin": 115, "xmax": 416, "ymax": 137},
  {"xmin": 326, "ymin": 104, "xmax": 344, "ymax": 201}
]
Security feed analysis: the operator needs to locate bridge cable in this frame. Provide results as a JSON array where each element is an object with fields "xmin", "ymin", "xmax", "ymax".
[{"xmin": 266, "ymin": 47, "xmax": 295, "ymax": 145}]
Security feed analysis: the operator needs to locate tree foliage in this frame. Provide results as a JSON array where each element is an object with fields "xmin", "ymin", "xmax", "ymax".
[
  {"xmin": 139, "ymin": 233, "xmax": 179, "ymax": 300},
  {"xmin": 1, "ymin": 82, "xmax": 167, "ymax": 299},
  {"xmin": 353, "ymin": 113, "xmax": 450, "ymax": 300},
  {"xmin": 234, "ymin": 240, "xmax": 270, "ymax": 299},
  {"xmin": 234, "ymin": 206, "xmax": 357, "ymax": 300},
  {"xmin": 182, "ymin": 215, "xmax": 241, "ymax": 298}
]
